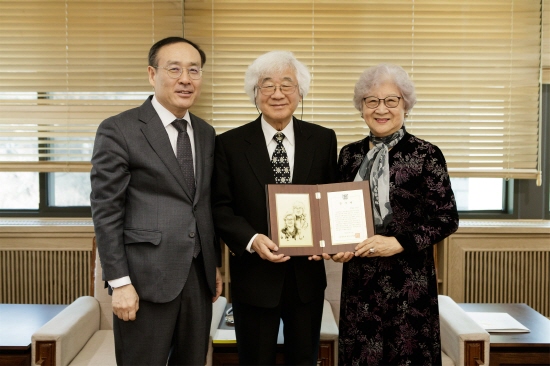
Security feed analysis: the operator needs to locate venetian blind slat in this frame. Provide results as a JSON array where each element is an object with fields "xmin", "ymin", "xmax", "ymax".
[
  {"xmin": 185, "ymin": 0, "xmax": 542, "ymax": 180},
  {"xmin": 0, "ymin": 0, "xmax": 181, "ymax": 170}
]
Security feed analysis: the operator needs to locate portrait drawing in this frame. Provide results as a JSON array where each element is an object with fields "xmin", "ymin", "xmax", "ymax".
[{"xmin": 275, "ymin": 193, "xmax": 314, "ymax": 247}]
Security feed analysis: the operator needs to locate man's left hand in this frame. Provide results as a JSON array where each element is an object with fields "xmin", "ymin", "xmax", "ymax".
[{"xmin": 212, "ymin": 267, "xmax": 223, "ymax": 302}]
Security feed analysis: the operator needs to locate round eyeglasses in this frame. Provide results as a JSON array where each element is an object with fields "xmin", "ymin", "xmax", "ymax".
[
  {"xmin": 153, "ymin": 66, "xmax": 202, "ymax": 80},
  {"xmin": 257, "ymin": 84, "xmax": 297, "ymax": 96},
  {"xmin": 363, "ymin": 96, "xmax": 402, "ymax": 109}
]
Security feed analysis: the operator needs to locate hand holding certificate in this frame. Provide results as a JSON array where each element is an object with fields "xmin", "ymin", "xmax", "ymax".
[{"xmin": 267, "ymin": 180, "xmax": 375, "ymax": 255}]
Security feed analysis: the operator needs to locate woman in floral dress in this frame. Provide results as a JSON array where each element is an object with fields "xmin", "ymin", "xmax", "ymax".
[{"xmin": 330, "ymin": 64, "xmax": 459, "ymax": 365}]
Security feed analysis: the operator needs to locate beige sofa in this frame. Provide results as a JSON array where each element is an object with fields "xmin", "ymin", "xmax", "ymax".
[
  {"xmin": 323, "ymin": 261, "xmax": 490, "ymax": 366},
  {"xmin": 33, "ymin": 256, "xmax": 488, "ymax": 366},
  {"xmin": 31, "ymin": 250, "xmax": 227, "ymax": 366}
]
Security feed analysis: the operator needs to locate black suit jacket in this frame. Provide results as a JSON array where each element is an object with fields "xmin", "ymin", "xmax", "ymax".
[
  {"xmin": 212, "ymin": 116, "xmax": 337, "ymax": 307},
  {"xmin": 91, "ymin": 96, "xmax": 220, "ymax": 303}
]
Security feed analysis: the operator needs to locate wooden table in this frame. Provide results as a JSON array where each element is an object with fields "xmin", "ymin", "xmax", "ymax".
[
  {"xmin": 0, "ymin": 304, "xmax": 67, "ymax": 366},
  {"xmin": 458, "ymin": 303, "xmax": 550, "ymax": 366}
]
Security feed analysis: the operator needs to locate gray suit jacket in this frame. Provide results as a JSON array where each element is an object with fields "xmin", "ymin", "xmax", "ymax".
[{"xmin": 91, "ymin": 96, "xmax": 219, "ymax": 303}]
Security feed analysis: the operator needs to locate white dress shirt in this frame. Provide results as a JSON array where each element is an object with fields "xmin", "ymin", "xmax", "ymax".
[{"xmin": 246, "ymin": 117, "xmax": 295, "ymax": 253}]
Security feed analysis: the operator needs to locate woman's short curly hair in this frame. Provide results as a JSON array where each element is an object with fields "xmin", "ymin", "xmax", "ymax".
[
  {"xmin": 353, "ymin": 63, "xmax": 416, "ymax": 113},
  {"xmin": 244, "ymin": 51, "xmax": 311, "ymax": 104}
]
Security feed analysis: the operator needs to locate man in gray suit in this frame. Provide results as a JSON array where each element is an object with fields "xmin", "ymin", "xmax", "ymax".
[{"xmin": 91, "ymin": 37, "xmax": 222, "ymax": 365}]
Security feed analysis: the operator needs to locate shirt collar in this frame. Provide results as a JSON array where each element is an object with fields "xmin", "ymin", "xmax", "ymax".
[
  {"xmin": 151, "ymin": 95, "xmax": 192, "ymax": 129},
  {"xmin": 261, "ymin": 116, "xmax": 295, "ymax": 147}
]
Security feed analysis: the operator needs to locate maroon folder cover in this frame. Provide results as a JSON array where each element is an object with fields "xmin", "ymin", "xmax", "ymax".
[{"xmin": 267, "ymin": 180, "xmax": 375, "ymax": 256}]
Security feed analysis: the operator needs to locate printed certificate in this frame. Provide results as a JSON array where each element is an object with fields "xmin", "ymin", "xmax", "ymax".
[{"xmin": 327, "ymin": 189, "xmax": 368, "ymax": 245}]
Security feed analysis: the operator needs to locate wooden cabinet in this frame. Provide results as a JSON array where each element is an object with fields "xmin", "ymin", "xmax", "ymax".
[
  {"xmin": 0, "ymin": 304, "xmax": 67, "ymax": 366},
  {"xmin": 317, "ymin": 341, "xmax": 335, "ymax": 366},
  {"xmin": 458, "ymin": 303, "xmax": 550, "ymax": 366}
]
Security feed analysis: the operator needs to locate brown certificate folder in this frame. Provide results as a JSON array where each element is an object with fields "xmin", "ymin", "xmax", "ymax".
[{"xmin": 267, "ymin": 180, "xmax": 375, "ymax": 256}]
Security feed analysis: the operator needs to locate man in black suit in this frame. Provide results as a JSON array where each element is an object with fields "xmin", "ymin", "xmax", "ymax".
[
  {"xmin": 91, "ymin": 37, "xmax": 222, "ymax": 365},
  {"xmin": 212, "ymin": 51, "xmax": 337, "ymax": 365}
]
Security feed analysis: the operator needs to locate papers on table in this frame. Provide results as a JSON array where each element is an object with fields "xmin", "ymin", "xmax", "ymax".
[
  {"xmin": 213, "ymin": 329, "xmax": 236, "ymax": 344},
  {"xmin": 466, "ymin": 312, "xmax": 530, "ymax": 333}
]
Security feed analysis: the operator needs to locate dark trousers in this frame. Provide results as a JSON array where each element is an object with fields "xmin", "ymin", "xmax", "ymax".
[
  {"xmin": 232, "ymin": 264, "xmax": 324, "ymax": 366},
  {"xmin": 113, "ymin": 257, "xmax": 211, "ymax": 366}
]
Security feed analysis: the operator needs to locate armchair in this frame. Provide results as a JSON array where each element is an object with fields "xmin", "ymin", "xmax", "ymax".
[
  {"xmin": 438, "ymin": 295, "xmax": 490, "ymax": 366},
  {"xmin": 31, "ymin": 247, "xmax": 227, "ymax": 366},
  {"xmin": 323, "ymin": 261, "xmax": 490, "ymax": 366}
]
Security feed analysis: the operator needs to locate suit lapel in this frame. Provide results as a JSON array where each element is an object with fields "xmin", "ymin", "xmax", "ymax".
[
  {"xmin": 292, "ymin": 118, "xmax": 315, "ymax": 184},
  {"xmin": 138, "ymin": 98, "xmax": 193, "ymax": 200},
  {"xmin": 191, "ymin": 113, "xmax": 209, "ymax": 204},
  {"xmin": 245, "ymin": 118, "xmax": 275, "ymax": 187}
]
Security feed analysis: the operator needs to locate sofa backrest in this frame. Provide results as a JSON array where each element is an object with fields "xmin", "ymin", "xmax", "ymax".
[{"xmin": 324, "ymin": 260, "xmax": 343, "ymax": 324}]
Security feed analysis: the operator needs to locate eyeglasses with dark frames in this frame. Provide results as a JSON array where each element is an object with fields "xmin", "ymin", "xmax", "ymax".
[
  {"xmin": 363, "ymin": 96, "xmax": 402, "ymax": 109},
  {"xmin": 153, "ymin": 66, "xmax": 202, "ymax": 80}
]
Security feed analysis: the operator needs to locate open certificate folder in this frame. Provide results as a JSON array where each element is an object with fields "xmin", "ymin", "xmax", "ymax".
[
  {"xmin": 267, "ymin": 180, "xmax": 375, "ymax": 256},
  {"xmin": 466, "ymin": 312, "xmax": 530, "ymax": 333}
]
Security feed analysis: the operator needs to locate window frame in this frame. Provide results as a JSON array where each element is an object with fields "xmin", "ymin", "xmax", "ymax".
[
  {"xmin": 0, "ymin": 172, "xmax": 91, "ymax": 218},
  {"xmin": 544, "ymin": 84, "xmax": 550, "ymax": 220},
  {"xmin": 452, "ymin": 178, "xmax": 514, "ymax": 219},
  {"xmin": 1, "ymin": 85, "xmax": 547, "ymax": 218},
  {"xmin": 1, "ymin": 87, "xmax": 548, "ymax": 218}
]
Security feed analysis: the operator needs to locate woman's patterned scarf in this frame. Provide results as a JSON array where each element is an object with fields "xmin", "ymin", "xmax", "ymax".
[{"xmin": 355, "ymin": 126, "xmax": 406, "ymax": 231}]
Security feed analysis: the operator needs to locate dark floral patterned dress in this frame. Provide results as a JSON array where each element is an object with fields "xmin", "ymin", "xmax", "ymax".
[{"xmin": 338, "ymin": 132, "xmax": 459, "ymax": 366}]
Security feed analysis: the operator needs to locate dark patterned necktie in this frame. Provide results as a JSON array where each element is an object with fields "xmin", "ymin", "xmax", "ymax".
[
  {"xmin": 172, "ymin": 119, "xmax": 196, "ymax": 197},
  {"xmin": 271, "ymin": 132, "xmax": 291, "ymax": 184},
  {"xmin": 172, "ymin": 118, "xmax": 201, "ymax": 257}
]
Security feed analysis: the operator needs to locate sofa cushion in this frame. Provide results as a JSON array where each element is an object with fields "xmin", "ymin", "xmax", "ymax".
[
  {"xmin": 69, "ymin": 330, "xmax": 116, "ymax": 366},
  {"xmin": 442, "ymin": 351, "xmax": 454, "ymax": 366},
  {"xmin": 67, "ymin": 297, "xmax": 227, "ymax": 366}
]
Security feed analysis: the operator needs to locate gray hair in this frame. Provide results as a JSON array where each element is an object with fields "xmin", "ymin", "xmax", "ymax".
[
  {"xmin": 244, "ymin": 51, "xmax": 311, "ymax": 104},
  {"xmin": 353, "ymin": 63, "xmax": 416, "ymax": 113}
]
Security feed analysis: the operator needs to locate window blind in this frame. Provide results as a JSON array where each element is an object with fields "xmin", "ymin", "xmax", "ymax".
[
  {"xmin": 185, "ymin": 0, "xmax": 542, "ymax": 180},
  {"xmin": 0, "ymin": 0, "xmax": 183, "ymax": 172},
  {"xmin": 543, "ymin": 0, "xmax": 550, "ymax": 83}
]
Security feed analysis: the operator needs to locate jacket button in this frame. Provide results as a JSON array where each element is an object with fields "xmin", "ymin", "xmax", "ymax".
[{"xmin": 189, "ymin": 232, "xmax": 195, "ymax": 238}]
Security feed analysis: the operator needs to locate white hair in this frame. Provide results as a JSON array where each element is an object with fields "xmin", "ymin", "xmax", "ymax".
[
  {"xmin": 244, "ymin": 51, "xmax": 311, "ymax": 104},
  {"xmin": 353, "ymin": 63, "xmax": 417, "ymax": 113}
]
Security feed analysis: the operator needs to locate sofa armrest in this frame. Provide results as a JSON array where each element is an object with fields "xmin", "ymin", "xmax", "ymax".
[
  {"xmin": 205, "ymin": 296, "xmax": 227, "ymax": 366},
  {"xmin": 438, "ymin": 295, "xmax": 490, "ymax": 366},
  {"xmin": 32, "ymin": 296, "xmax": 101, "ymax": 366},
  {"xmin": 320, "ymin": 299, "xmax": 339, "ymax": 366},
  {"xmin": 320, "ymin": 299, "xmax": 338, "ymax": 341}
]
